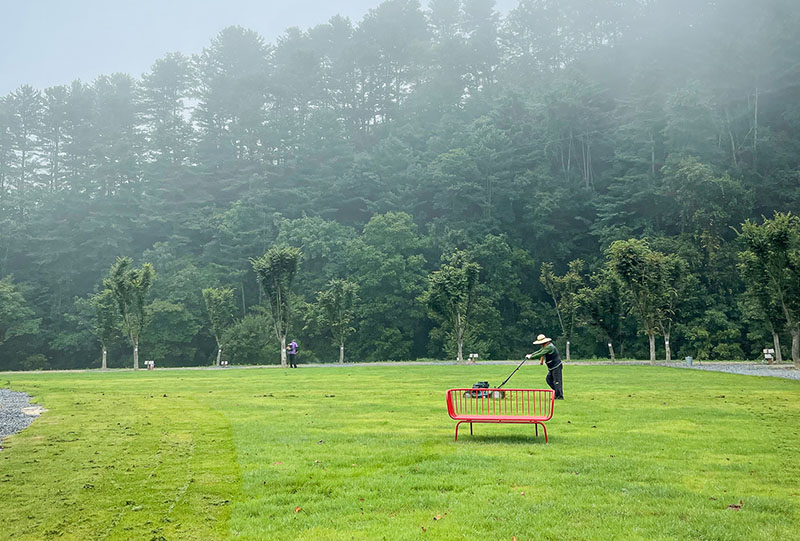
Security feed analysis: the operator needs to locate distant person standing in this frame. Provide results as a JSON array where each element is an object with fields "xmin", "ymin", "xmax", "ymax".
[
  {"xmin": 526, "ymin": 334, "xmax": 564, "ymax": 399},
  {"xmin": 287, "ymin": 340, "xmax": 298, "ymax": 368}
]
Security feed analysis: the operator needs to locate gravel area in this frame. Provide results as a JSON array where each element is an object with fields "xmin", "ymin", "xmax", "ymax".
[
  {"xmin": 0, "ymin": 389, "xmax": 43, "ymax": 449},
  {"xmin": 673, "ymin": 362, "xmax": 800, "ymax": 380},
  {"xmin": 555, "ymin": 360, "xmax": 800, "ymax": 380}
]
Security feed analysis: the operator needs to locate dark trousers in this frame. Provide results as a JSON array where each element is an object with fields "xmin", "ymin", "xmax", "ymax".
[
  {"xmin": 288, "ymin": 353, "xmax": 297, "ymax": 368},
  {"xmin": 546, "ymin": 364, "xmax": 564, "ymax": 399}
]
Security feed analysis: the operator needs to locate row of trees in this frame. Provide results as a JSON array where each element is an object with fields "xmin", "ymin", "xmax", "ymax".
[
  {"xmin": 80, "ymin": 248, "xmax": 354, "ymax": 369},
  {"xmin": 540, "ymin": 213, "xmax": 800, "ymax": 367},
  {"xmin": 76, "ymin": 242, "xmax": 476, "ymax": 368},
  {"xmin": 53, "ymin": 212, "xmax": 797, "ymax": 370},
  {"xmin": 542, "ymin": 241, "xmax": 691, "ymax": 363},
  {"xmin": 1, "ymin": 0, "xmax": 799, "ymax": 369}
]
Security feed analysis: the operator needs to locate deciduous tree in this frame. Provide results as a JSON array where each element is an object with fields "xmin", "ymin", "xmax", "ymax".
[
  {"xmin": 251, "ymin": 246, "xmax": 301, "ymax": 367},
  {"xmin": 316, "ymin": 279, "xmax": 359, "ymax": 363},
  {"xmin": 423, "ymin": 251, "xmax": 480, "ymax": 362},
  {"xmin": 738, "ymin": 213, "xmax": 800, "ymax": 366},
  {"xmin": 202, "ymin": 287, "xmax": 236, "ymax": 365},
  {"xmin": 540, "ymin": 260, "xmax": 584, "ymax": 361},
  {"xmin": 577, "ymin": 269, "xmax": 625, "ymax": 361},
  {"xmin": 0, "ymin": 276, "xmax": 40, "ymax": 348},
  {"xmin": 608, "ymin": 240, "xmax": 662, "ymax": 363},
  {"xmin": 89, "ymin": 289, "xmax": 119, "ymax": 369},
  {"xmin": 104, "ymin": 257, "xmax": 156, "ymax": 369}
]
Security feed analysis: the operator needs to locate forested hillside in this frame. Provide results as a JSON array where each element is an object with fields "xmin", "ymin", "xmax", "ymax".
[{"xmin": 2, "ymin": 0, "xmax": 799, "ymax": 369}]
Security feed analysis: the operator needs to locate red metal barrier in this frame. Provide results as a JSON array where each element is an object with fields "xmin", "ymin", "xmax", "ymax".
[{"xmin": 445, "ymin": 388, "xmax": 555, "ymax": 442}]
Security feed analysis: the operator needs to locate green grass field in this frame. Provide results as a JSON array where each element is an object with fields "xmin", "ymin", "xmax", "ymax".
[{"xmin": 1, "ymin": 364, "xmax": 799, "ymax": 540}]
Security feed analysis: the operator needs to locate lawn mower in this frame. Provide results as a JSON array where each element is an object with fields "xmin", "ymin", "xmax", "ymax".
[{"xmin": 465, "ymin": 358, "xmax": 528, "ymax": 399}]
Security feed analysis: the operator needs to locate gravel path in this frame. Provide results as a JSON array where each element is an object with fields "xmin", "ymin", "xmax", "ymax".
[
  {"xmin": 669, "ymin": 362, "xmax": 800, "ymax": 380},
  {"xmin": 549, "ymin": 360, "xmax": 799, "ymax": 380},
  {"xmin": 0, "ymin": 389, "xmax": 43, "ymax": 449}
]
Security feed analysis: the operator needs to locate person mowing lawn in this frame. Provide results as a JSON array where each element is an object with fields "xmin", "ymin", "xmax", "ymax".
[{"xmin": 526, "ymin": 334, "xmax": 564, "ymax": 400}]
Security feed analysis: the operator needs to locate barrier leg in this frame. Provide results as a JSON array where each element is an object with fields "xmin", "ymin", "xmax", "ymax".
[
  {"xmin": 470, "ymin": 422, "xmax": 473, "ymax": 436},
  {"xmin": 455, "ymin": 421, "xmax": 462, "ymax": 442},
  {"xmin": 540, "ymin": 423, "xmax": 548, "ymax": 443},
  {"xmin": 535, "ymin": 424, "xmax": 539, "ymax": 438}
]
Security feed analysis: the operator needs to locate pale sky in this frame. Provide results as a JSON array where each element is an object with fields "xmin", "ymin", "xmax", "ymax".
[{"xmin": 0, "ymin": 0, "xmax": 516, "ymax": 95}]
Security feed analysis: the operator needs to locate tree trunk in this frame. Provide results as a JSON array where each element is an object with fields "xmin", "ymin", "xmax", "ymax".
[
  {"xmin": 240, "ymin": 277, "xmax": 247, "ymax": 316},
  {"xmin": 102, "ymin": 346, "xmax": 107, "ymax": 370},
  {"xmin": 792, "ymin": 328, "xmax": 800, "ymax": 368},
  {"xmin": 650, "ymin": 129, "xmax": 656, "ymax": 178},
  {"xmin": 664, "ymin": 331, "xmax": 671, "ymax": 362},
  {"xmin": 280, "ymin": 335, "xmax": 287, "ymax": 368},
  {"xmin": 133, "ymin": 337, "xmax": 139, "ymax": 370},
  {"xmin": 339, "ymin": 343, "xmax": 345, "ymax": 364},
  {"xmin": 753, "ymin": 86, "xmax": 759, "ymax": 171},
  {"xmin": 566, "ymin": 340, "xmax": 571, "ymax": 361},
  {"xmin": 607, "ymin": 341, "xmax": 616, "ymax": 363},
  {"xmin": 216, "ymin": 347, "xmax": 222, "ymax": 366},
  {"xmin": 456, "ymin": 313, "xmax": 464, "ymax": 363},
  {"xmin": 772, "ymin": 332, "xmax": 783, "ymax": 363},
  {"xmin": 726, "ymin": 108, "xmax": 738, "ymax": 167},
  {"xmin": 648, "ymin": 332, "xmax": 656, "ymax": 364}
]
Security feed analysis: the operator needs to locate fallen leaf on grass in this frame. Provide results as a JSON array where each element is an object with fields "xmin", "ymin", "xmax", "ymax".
[
  {"xmin": 294, "ymin": 507, "xmax": 302, "ymax": 513},
  {"xmin": 513, "ymin": 537, "xmax": 517, "ymax": 541},
  {"xmin": 433, "ymin": 515, "xmax": 441, "ymax": 520},
  {"xmin": 520, "ymin": 492, "xmax": 525, "ymax": 496},
  {"xmin": 273, "ymin": 461, "xmax": 283, "ymax": 465},
  {"xmin": 421, "ymin": 526, "xmax": 427, "ymax": 532},
  {"xmin": 727, "ymin": 500, "xmax": 743, "ymax": 511}
]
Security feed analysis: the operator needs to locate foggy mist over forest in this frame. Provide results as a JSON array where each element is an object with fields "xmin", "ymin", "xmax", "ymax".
[
  {"xmin": 0, "ymin": 0, "xmax": 519, "ymax": 94},
  {"xmin": 1, "ymin": 0, "xmax": 800, "ymax": 370}
]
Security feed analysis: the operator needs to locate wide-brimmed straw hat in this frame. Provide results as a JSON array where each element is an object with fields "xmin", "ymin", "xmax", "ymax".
[{"xmin": 533, "ymin": 334, "xmax": 552, "ymax": 345}]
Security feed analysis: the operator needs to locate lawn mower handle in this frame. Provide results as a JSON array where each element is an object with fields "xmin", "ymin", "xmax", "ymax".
[{"xmin": 497, "ymin": 358, "xmax": 527, "ymax": 389}]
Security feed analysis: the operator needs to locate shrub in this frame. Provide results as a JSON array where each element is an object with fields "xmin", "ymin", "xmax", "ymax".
[
  {"xmin": 221, "ymin": 314, "xmax": 277, "ymax": 365},
  {"xmin": 22, "ymin": 354, "xmax": 50, "ymax": 371}
]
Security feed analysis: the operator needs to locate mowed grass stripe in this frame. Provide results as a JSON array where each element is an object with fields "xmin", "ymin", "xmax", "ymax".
[
  {"xmin": 1, "ymin": 365, "xmax": 799, "ymax": 540},
  {"xmin": 1, "ymin": 373, "xmax": 240, "ymax": 540}
]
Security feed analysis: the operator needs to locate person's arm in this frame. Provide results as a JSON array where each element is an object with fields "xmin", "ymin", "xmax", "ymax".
[{"xmin": 526, "ymin": 343, "xmax": 554, "ymax": 359}]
